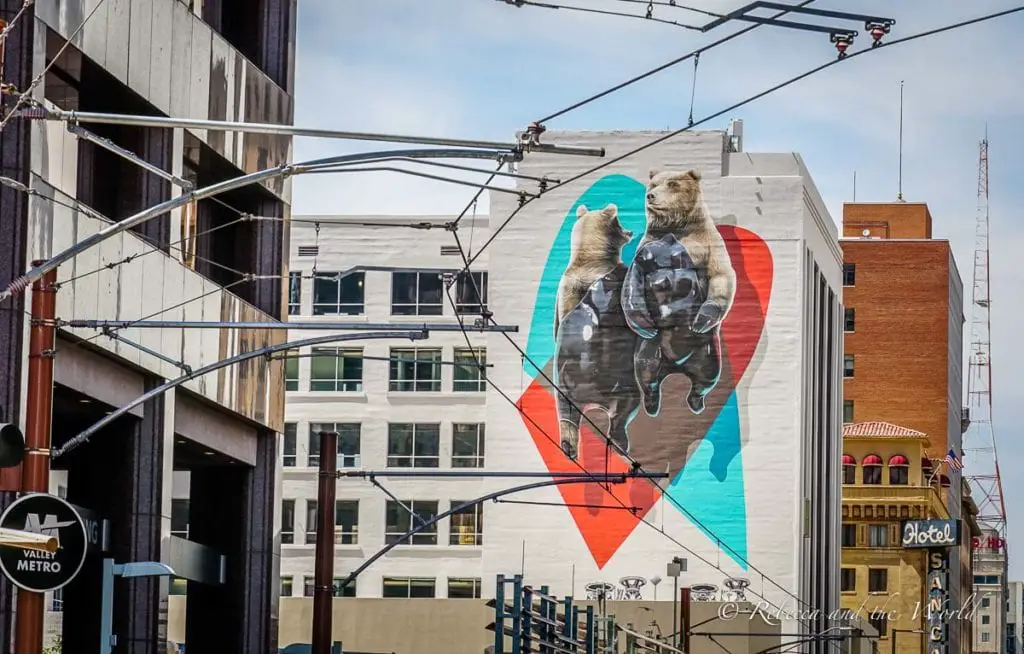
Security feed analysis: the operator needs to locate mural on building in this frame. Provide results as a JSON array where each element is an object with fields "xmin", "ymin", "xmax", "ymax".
[{"xmin": 517, "ymin": 167, "xmax": 774, "ymax": 569}]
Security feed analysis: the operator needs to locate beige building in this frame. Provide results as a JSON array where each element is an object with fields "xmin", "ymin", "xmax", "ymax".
[{"xmin": 162, "ymin": 597, "xmax": 876, "ymax": 654}]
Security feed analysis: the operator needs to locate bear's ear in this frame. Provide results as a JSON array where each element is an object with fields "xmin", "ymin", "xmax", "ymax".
[
  {"xmin": 576, "ymin": 204, "xmax": 588, "ymax": 218},
  {"xmin": 686, "ymin": 168, "xmax": 702, "ymax": 181},
  {"xmin": 648, "ymin": 168, "xmax": 661, "ymax": 181},
  {"xmin": 601, "ymin": 203, "xmax": 618, "ymax": 217}
]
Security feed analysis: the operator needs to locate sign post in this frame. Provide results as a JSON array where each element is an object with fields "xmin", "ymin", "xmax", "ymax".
[{"xmin": 0, "ymin": 493, "xmax": 87, "ymax": 593}]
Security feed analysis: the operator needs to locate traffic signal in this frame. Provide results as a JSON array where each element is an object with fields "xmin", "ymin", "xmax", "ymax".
[{"xmin": 0, "ymin": 424, "xmax": 25, "ymax": 469}]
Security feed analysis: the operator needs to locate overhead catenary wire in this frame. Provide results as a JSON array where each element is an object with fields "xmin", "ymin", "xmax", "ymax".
[
  {"xmin": 506, "ymin": 0, "xmax": 706, "ymax": 31},
  {"xmin": 432, "ymin": 2, "xmax": 1024, "ymax": 625},
  {"xmin": 459, "ymin": 2, "xmax": 1024, "ymax": 276},
  {"xmin": 0, "ymin": 0, "xmax": 109, "ymax": 132},
  {"xmin": 532, "ymin": 0, "xmax": 817, "ymax": 124}
]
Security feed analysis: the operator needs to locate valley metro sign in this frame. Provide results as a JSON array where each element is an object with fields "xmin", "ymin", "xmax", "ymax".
[{"xmin": 0, "ymin": 493, "xmax": 87, "ymax": 592}]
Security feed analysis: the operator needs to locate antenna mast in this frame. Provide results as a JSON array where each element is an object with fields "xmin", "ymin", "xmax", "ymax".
[{"xmin": 964, "ymin": 132, "xmax": 1007, "ymax": 541}]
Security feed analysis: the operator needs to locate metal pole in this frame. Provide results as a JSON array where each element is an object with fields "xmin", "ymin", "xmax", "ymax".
[
  {"xmin": 24, "ymin": 109, "xmax": 607, "ymax": 157},
  {"xmin": 342, "ymin": 470, "xmax": 667, "ymax": 479},
  {"xmin": 312, "ymin": 430, "xmax": 339, "ymax": 654},
  {"xmin": 63, "ymin": 320, "xmax": 519, "ymax": 332},
  {"xmin": 13, "ymin": 262, "xmax": 57, "ymax": 654},
  {"xmin": 51, "ymin": 330, "xmax": 426, "ymax": 459},
  {"xmin": 672, "ymin": 576, "xmax": 679, "ymax": 650},
  {"xmin": 0, "ymin": 148, "xmax": 519, "ymax": 304},
  {"xmin": 99, "ymin": 558, "xmax": 115, "ymax": 654},
  {"xmin": 680, "ymin": 588, "xmax": 691, "ymax": 654}
]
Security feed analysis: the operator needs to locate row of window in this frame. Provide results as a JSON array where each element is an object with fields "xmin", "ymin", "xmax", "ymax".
[
  {"xmin": 841, "ymin": 454, "xmax": 911, "ymax": 485},
  {"xmin": 283, "ymin": 422, "xmax": 486, "ymax": 469},
  {"xmin": 284, "ymin": 347, "xmax": 487, "ymax": 394},
  {"xmin": 279, "ymin": 576, "xmax": 482, "ymax": 599},
  {"xmin": 281, "ymin": 499, "xmax": 484, "ymax": 547},
  {"xmin": 287, "ymin": 270, "xmax": 488, "ymax": 317},
  {"xmin": 840, "ymin": 567, "xmax": 888, "ymax": 593},
  {"xmin": 842, "ymin": 523, "xmax": 896, "ymax": 548}
]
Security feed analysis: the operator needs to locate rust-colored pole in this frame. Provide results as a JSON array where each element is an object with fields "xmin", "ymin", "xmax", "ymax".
[
  {"xmin": 311, "ymin": 430, "xmax": 338, "ymax": 654},
  {"xmin": 13, "ymin": 262, "xmax": 57, "ymax": 654},
  {"xmin": 680, "ymin": 587, "xmax": 691, "ymax": 654}
]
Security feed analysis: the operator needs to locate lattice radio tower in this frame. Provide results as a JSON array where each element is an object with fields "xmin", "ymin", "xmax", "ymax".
[{"xmin": 964, "ymin": 133, "xmax": 1008, "ymax": 541}]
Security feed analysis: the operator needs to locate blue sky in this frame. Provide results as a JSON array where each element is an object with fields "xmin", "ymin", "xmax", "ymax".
[{"xmin": 291, "ymin": 0, "xmax": 1024, "ymax": 577}]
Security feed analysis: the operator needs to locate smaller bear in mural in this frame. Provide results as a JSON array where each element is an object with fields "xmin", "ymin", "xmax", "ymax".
[
  {"xmin": 553, "ymin": 203, "xmax": 641, "ymax": 460},
  {"xmin": 622, "ymin": 168, "xmax": 737, "ymax": 416}
]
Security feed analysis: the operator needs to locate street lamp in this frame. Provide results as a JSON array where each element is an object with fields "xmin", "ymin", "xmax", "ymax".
[{"xmin": 667, "ymin": 556, "xmax": 687, "ymax": 649}]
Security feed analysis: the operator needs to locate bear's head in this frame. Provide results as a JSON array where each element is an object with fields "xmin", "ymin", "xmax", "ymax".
[
  {"xmin": 570, "ymin": 203, "xmax": 633, "ymax": 263},
  {"xmin": 645, "ymin": 168, "xmax": 704, "ymax": 226}
]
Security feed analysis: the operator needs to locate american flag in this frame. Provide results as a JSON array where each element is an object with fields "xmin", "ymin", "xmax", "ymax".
[{"xmin": 941, "ymin": 448, "xmax": 964, "ymax": 471}]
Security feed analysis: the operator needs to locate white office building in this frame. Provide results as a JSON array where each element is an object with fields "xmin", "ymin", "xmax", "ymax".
[{"xmin": 282, "ymin": 126, "xmax": 843, "ymax": 621}]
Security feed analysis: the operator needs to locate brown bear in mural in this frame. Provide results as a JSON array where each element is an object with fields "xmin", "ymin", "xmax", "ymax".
[
  {"xmin": 621, "ymin": 168, "xmax": 737, "ymax": 417},
  {"xmin": 553, "ymin": 203, "xmax": 641, "ymax": 460}
]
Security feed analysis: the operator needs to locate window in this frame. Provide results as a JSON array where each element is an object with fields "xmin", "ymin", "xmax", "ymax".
[
  {"xmin": 869, "ymin": 614, "xmax": 887, "ymax": 638},
  {"xmin": 453, "ymin": 348, "xmax": 487, "ymax": 392},
  {"xmin": 305, "ymin": 500, "xmax": 318, "ymax": 545},
  {"xmin": 455, "ymin": 272, "xmax": 488, "ymax": 315},
  {"xmin": 312, "ymin": 271, "xmax": 365, "ymax": 316},
  {"xmin": 56, "ymin": 485, "xmax": 66, "ymax": 499},
  {"xmin": 391, "ymin": 271, "xmax": 444, "ymax": 316},
  {"xmin": 385, "ymin": 500, "xmax": 439, "ymax": 545},
  {"xmin": 169, "ymin": 578, "xmax": 187, "ymax": 596},
  {"xmin": 889, "ymin": 464, "xmax": 909, "ymax": 485},
  {"xmin": 863, "ymin": 462, "xmax": 881, "ymax": 485},
  {"xmin": 841, "ymin": 524, "xmax": 857, "ymax": 547},
  {"xmin": 448, "ymin": 577, "xmax": 482, "ymax": 599},
  {"xmin": 288, "ymin": 271, "xmax": 301, "ymax": 315},
  {"xmin": 285, "ymin": 351, "xmax": 299, "ymax": 391},
  {"xmin": 843, "ymin": 400, "xmax": 854, "ymax": 424},
  {"xmin": 982, "ymin": 632, "xmax": 991, "ymax": 643},
  {"xmin": 843, "ymin": 355, "xmax": 854, "ymax": 378},
  {"xmin": 334, "ymin": 500, "xmax": 359, "ymax": 545},
  {"xmin": 389, "ymin": 348, "xmax": 442, "ymax": 392},
  {"xmin": 387, "ymin": 423, "xmax": 440, "ymax": 468},
  {"xmin": 309, "ymin": 423, "xmax": 361, "ymax": 468},
  {"xmin": 982, "ymin": 615, "xmax": 990, "ymax": 625},
  {"xmin": 332, "ymin": 577, "xmax": 356, "ymax": 598},
  {"xmin": 450, "ymin": 501, "xmax": 483, "ymax": 546},
  {"xmin": 51, "ymin": 588, "xmax": 63, "ymax": 612},
  {"xmin": 842, "ymin": 460, "xmax": 856, "ymax": 485},
  {"xmin": 280, "ymin": 577, "xmax": 293, "ymax": 597},
  {"xmin": 303, "ymin": 576, "xmax": 314, "ymax": 597},
  {"xmin": 281, "ymin": 499, "xmax": 295, "ymax": 545},
  {"xmin": 868, "ymin": 524, "xmax": 888, "ymax": 547},
  {"xmin": 171, "ymin": 499, "xmax": 189, "ymax": 539},
  {"xmin": 310, "ymin": 348, "xmax": 363, "ymax": 392},
  {"xmin": 843, "ymin": 263, "xmax": 856, "ymax": 286},
  {"xmin": 452, "ymin": 423, "xmax": 485, "ymax": 468},
  {"xmin": 282, "ymin": 423, "xmax": 297, "ymax": 467},
  {"xmin": 982, "ymin": 597, "xmax": 991, "ymax": 608},
  {"xmin": 844, "ymin": 308, "xmax": 855, "ymax": 332},
  {"xmin": 841, "ymin": 568, "xmax": 856, "ymax": 592},
  {"xmin": 868, "ymin": 569, "xmax": 888, "ymax": 593},
  {"xmin": 383, "ymin": 577, "xmax": 436, "ymax": 598}
]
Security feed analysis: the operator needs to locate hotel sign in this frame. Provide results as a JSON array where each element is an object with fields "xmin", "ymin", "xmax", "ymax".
[
  {"xmin": 926, "ymin": 551, "xmax": 949, "ymax": 654},
  {"xmin": 901, "ymin": 519, "xmax": 960, "ymax": 549}
]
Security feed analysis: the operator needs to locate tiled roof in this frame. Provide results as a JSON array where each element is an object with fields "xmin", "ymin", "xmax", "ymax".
[{"xmin": 842, "ymin": 421, "xmax": 926, "ymax": 438}]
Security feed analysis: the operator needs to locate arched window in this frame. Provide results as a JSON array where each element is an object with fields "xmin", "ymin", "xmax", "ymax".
[
  {"xmin": 862, "ymin": 454, "xmax": 882, "ymax": 485},
  {"xmin": 842, "ymin": 454, "xmax": 856, "ymax": 484},
  {"xmin": 888, "ymin": 455, "xmax": 909, "ymax": 485}
]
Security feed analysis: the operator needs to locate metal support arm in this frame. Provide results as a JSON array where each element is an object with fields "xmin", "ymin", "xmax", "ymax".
[
  {"xmin": 62, "ymin": 320, "xmax": 518, "ymax": 333},
  {"xmin": 337, "ymin": 472, "xmax": 665, "ymax": 591},
  {"xmin": 51, "ymin": 330, "xmax": 426, "ymax": 459}
]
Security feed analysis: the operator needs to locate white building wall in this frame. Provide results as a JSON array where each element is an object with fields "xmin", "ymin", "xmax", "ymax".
[{"xmin": 284, "ymin": 129, "xmax": 842, "ymax": 612}]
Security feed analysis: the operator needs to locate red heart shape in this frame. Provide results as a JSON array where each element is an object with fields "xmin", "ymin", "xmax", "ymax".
[{"xmin": 518, "ymin": 226, "xmax": 773, "ymax": 567}]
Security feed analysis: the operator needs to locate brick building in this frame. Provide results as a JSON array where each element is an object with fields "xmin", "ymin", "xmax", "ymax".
[{"xmin": 840, "ymin": 202, "xmax": 972, "ymax": 654}]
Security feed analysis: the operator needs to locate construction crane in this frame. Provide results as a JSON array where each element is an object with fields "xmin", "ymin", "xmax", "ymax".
[{"xmin": 963, "ymin": 133, "xmax": 1008, "ymax": 545}]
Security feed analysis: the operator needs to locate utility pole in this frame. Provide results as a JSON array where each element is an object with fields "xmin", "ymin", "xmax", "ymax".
[
  {"xmin": 13, "ymin": 262, "xmax": 57, "ymax": 654},
  {"xmin": 311, "ymin": 430, "xmax": 338, "ymax": 654}
]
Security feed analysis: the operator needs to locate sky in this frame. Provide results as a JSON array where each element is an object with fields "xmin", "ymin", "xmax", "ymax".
[{"xmin": 290, "ymin": 0, "xmax": 1024, "ymax": 577}]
